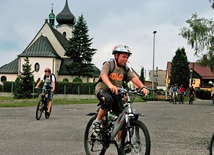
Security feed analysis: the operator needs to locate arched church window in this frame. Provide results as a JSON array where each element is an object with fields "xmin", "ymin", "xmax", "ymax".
[
  {"xmin": 35, "ymin": 63, "xmax": 40, "ymax": 72},
  {"xmin": 1, "ymin": 76, "xmax": 7, "ymax": 82},
  {"xmin": 63, "ymin": 31, "xmax": 67, "ymax": 37}
]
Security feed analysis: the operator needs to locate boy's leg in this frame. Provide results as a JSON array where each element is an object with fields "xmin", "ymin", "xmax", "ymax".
[
  {"xmin": 97, "ymin": 108, "xmax": 107, "ymax": 120},
  {"xmin": 47, "ymin": 91, "xmax": 54, "ymax": 113}
]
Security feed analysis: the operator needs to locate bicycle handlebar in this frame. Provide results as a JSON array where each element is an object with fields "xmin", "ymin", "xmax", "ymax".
[{"xmin": 118, "ymin": 88, "xmax": 145, "ymax": 96}]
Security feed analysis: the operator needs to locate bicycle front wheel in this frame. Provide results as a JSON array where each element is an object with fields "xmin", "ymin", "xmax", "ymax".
[
  {"xmin": 84, "ymin": 116, "xmax": 119, "ymax": 155},
  {"xmin": 120, "ymin": 120, "xmax": 151, "ymax": 155},
  {"xmin": 36, "ymin": 100, "xmax": 44, "ymax": 120},
  {"xmin": 210, "ymin": 133, "xmax": 214, "ymax": 155}
]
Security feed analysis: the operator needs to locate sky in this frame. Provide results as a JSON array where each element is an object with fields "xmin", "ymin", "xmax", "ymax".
[{"xmin": 0, "ymin": 0, "xmax": 213, "ymax": 79}]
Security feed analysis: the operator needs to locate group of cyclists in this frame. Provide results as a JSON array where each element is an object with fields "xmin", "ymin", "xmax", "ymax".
[
  {"xmin": 168, "ymin": 84, "xmax": 194, "ymax": 104},
  {"xmin": 168, "ymin": 83, "xmax": 214, "ymax": 104}
]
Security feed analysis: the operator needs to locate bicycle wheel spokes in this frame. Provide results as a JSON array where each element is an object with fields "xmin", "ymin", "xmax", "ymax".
[
  {"xmin": 84, "ymin": 116, "xmax": 119, "ymax": 155},
  {"xmin": 121, "ymin": 120, "xmax": 151, "ymax": 155},
  {"xmin": 36, "ymin": 101, "xmax": 44, "ymax": 120},
  {"xmin": 84, "ymin": 116, "xmax": 103, "ymax": 155}
]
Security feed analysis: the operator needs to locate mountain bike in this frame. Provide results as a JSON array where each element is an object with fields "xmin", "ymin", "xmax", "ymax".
[
  {"xmin": 189, "ymin": 94, "xmax": 194, "ymax": 104},
  {"xmin": 172, "ymin": 92, "xmax": 177, "ymax": 104},
  {"xmin": 178, "ymin": 93, "xmax": 184, "ymax": 104},
  {"xmin": 209, "ymin": 133, "xmax": 214, "ymax": 155},
  {"xmin": 35, "ymin": 88, "xmax": 52, "ymax": 120},
  {"xmin": 84, "ymin": 88, "xmax": 151, "ymax": 155}
]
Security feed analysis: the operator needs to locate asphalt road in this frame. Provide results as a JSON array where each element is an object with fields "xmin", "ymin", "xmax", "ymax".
[{"xmin": 0, "ymin": 99, "xmax": 213, "ymax": 155}]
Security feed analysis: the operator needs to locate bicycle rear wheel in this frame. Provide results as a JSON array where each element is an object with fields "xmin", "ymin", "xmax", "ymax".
[
  {"xmin": 36, "ymin": 100, "xmax": 44, "ymax": 120},
  {"xmin": 120, "ymin": 120, "xmax": 151, "ymax": 155},
  {"xmin": 210, "ymin": 133, "xmax": 214, "ymax": 155}
]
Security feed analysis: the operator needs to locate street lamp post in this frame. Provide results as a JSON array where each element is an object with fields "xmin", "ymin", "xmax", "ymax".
[
  {"xmin": 190, "ymin": 68, "xmax": 193, "ymax": 86},
  {"xmin": 152, "ymin": 31, "xmax": 157, "ymax": 100}
]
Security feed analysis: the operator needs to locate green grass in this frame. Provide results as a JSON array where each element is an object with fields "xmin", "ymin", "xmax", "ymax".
[
  {"xmin": 0, "ymin": 95, "xmax": 145, "ymax": 108},
  {"xmin": 0, "ymin": 96, "xmax": 98, "ymax": 108}
]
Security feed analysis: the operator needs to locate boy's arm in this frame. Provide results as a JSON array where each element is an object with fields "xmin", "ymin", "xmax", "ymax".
[
  {"xmin": 35, "ymin": 80, "xmax": 42, "ymax": 88},
  {"xmin": 51, "ymin": 81, "xmax": 55, "ymax": 92},
  {"xmin": 131, "ymin": 77, "xmax": 149, "ymax": 95},
  {"xmin": 101, "ymin": 73, "xmax": 118, "ymax": 94}
]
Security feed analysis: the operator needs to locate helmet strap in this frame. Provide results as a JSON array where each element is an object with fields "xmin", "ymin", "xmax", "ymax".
[{"xmin": 114, "ymin": 55, "xmax": 122, "ymax": 67}]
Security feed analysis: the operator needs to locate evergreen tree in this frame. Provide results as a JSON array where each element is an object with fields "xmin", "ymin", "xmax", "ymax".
[
  {"xmin": 65, "ymin": 14, "xmax": 97, "ymax": 78},
  {"xmin": 14, "ymin": 57, "xmax": 34, "ymax": 98},
  {"xmin": 139, "ymin": 67, "xmax": 145, "ymax": 84},
  {"xmin": 170, "ymin": 48, "xmax": 189, "ymax": 87}
]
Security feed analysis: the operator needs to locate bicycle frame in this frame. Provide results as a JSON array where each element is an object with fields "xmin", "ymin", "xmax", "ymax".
[
  {"xmin": 36, "ymin": 88, "xmax": 52, "ymax": 120},
  {"xmin": 105, "ymin": 88, "xmax": 143, "ymax": 140},
  {"xmin": 84, "ymin": 88, "xmax": 151, "ymax": 155}
]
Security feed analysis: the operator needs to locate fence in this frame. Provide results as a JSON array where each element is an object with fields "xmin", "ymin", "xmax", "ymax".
[{"xmin": 0, "ymin": 82, "xmax": 96, "ymax": 95}]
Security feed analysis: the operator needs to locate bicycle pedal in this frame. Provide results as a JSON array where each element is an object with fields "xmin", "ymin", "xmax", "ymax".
[{"xmin": 125, "ymin": 145, "xmax": 132, "ymax": 153}]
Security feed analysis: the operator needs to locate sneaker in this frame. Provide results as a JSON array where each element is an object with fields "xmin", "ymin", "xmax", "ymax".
[
  {"xmin": 46, "ymin": 112, "xmax": 50, "ymax": 117},
  {"xmin": 92, "ymin": 121, "xmax": 101, "ymax": 132}
]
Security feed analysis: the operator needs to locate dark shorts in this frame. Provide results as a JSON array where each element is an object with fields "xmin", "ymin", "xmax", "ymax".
[
  {"xmin": 42, "ymin": 88, "xmax": 54, "ymax": 101},
  {"xmin": 97, "ymin": 90, "xmax": 124, "ymax": 116}
]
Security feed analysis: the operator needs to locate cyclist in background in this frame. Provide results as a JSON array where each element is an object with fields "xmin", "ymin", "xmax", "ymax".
[
  {"xmin": 168, "ymin": 85, "xmax": 173, "ymax": 100},
  {"xmin": 35, "ymin": 68, "xmax": 55, "ymax": 116},
  {"xmin": 93, "ymin": 45, "xmax": 149, "ymax": 145},
  {"xmin": 172, "ymin": 84, "xmax": 178, "ymax": 99},
  {"xmin": 211, "ymin": 84, "xmax": 214, "ymax": 99},
  {"xmin": 178, "ymin": 84, "xmax": 185, "ymax": 103},
  {"xmin": 189, "ymin": 86, "xmax": 194, "ymax": 104}
]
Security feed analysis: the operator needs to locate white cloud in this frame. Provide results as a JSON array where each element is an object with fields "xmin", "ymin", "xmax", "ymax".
[{"xmin": 0, "ymin": 0, "xmax": 213, "ymax": 77}]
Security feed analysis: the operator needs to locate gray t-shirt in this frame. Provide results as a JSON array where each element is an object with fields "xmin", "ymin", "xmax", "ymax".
[{"xmin": 95, "ymin": 61, "xmax": 135, "ymax": 94}]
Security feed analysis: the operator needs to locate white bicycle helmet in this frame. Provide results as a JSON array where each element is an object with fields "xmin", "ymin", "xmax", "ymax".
[{"xmin": 112, "ymin": 45, "xmax": 132, "ymax": 55}]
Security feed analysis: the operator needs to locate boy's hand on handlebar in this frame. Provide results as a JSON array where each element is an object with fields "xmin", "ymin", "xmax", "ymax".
[
  {"xmin": 109, "ymin": 85, "xmax": 118, "ymax": 95},
  {"xmin": 142, "ymin": 87, "xmax": 149, "ymax": 96}
]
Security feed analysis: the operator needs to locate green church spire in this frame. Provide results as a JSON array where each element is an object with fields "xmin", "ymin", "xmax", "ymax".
[{"xmin": 49, "ymin": 3, "xmax": 55, "ymax": 27}]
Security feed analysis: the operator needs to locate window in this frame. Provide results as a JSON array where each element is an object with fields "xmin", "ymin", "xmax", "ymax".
[
  {"xmin": 192, "ymin": 79, "xmax": 195, "ymax": 84},
  {"xmin": 35, "ymin": 63, "xmax": 40, "ymax": 72},
  {"xmin": 63, "ymin": 31, "xmax": 67, "ymax": 37},
  {"xmin": 1, "ymin": 76, "xmax": 7, "ymax": 82}
]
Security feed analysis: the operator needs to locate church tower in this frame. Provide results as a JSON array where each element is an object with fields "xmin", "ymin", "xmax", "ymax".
[
  {"xmin": 49, "ymin": 3, "xmax": 55, "ymax": 27},
  {"xmin": 56, "ymin": 0, "xmax": 76, "ymax": 39}
]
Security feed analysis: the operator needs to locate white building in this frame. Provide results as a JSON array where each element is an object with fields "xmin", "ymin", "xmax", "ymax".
[{"xmin": 0, "ymin": 0, "xmax": 100, "ymax": 83}]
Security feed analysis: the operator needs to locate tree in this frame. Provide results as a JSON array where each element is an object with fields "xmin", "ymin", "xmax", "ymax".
[
  {"xmin": 65, "ymin": 14, "xmax": 97, "ymax": 78},
  {"xmin": 170, "ymin": 48, "xmax": 189, "ymax": 87},
  {"xmin": 180, "ymin": 2, "xmax": 214, "ymax": 72},
  {"xmin": 14, "ymin": 57, "xmax": 34, "ymax": 98},
  {"xmin": 209, "ymin": 0, "xmax": 214, "ymax": 8},
  {"xmin": 139, "ymin": 67, "xmax": 145, "ymax": 84}
]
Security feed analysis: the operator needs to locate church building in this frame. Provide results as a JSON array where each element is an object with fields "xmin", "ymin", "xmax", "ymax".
[{"xmin": 0, "ymin": 0, "xmax": 100, "ymax": 83}]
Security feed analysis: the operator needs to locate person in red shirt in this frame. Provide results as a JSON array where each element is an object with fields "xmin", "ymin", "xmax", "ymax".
[{"xmin": 179, "ymin": 84, "xmax": 185, "ymax": 104}]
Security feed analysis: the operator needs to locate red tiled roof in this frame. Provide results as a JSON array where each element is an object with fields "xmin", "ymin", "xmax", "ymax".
[{"xmin": 166, "ymin": 61, "xmax": 214, "ymax": 79}]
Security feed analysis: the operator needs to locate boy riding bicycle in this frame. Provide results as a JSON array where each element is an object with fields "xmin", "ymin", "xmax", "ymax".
[
  {"xmin": 93, "ymin": 45, "xmax": 149, "ymax": 145},
  {"xmin": 35, "ymin": 68, "xmax": 55, "ymax": 117}
]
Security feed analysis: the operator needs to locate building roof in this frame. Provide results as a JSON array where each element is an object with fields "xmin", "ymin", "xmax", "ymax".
[
  {"xmin": 56, "ymin": 0, "xmax": 75, "ymax": 26},
  {"xmin": 166, "ymin": 61, "xmax": 214, "ymax": 79},
  {"xmin": 58, "ymin": 58, "xmax": 100, "ymax": 77},
  {"xmin": 49, "ymin": 23, "xmax": 69, "ymax": 49},
  {"xmin": 0, "ymin": 58, "xmax": 18, "ymax": 74},
  {"xmin": 19, "ymin": 35, "xmax": 61, "ymax": 58}
]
